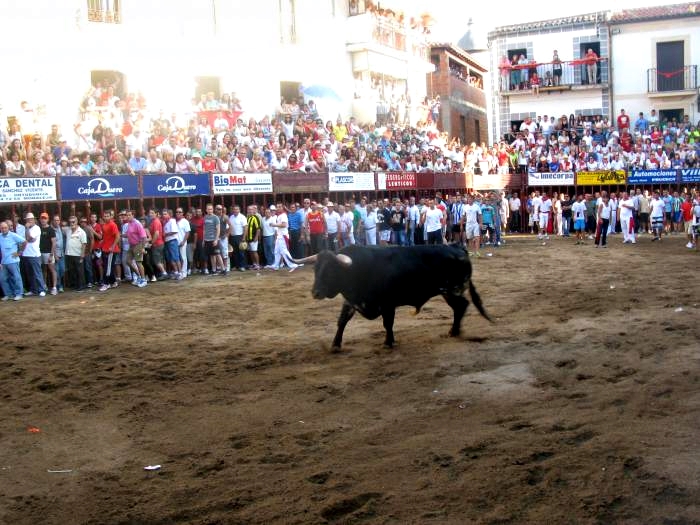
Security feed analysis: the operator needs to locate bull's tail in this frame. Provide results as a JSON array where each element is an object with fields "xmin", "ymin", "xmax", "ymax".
[{"xmin": 468, "ymin": 280, "xmax": 492, "ymax": 322}]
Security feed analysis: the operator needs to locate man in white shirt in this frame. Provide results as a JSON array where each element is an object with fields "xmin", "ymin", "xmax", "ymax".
[
  {"xmin": 21, "ymin": 213, "xmax": 48, "ymax": 296},
  {"xmin": 338, "ymin": 203, "xmax": 355, "ymax": 248},
  {"xmin": 269, "ymin": 204, "xmax": 301, "ymax": 272},
  {"xmin": 228, "ymin": 205, "xmax": 248, "ymax": 271},
  {"xmin": 324, "ymin": 202, "xmax": 341, "ymax": 252},
  {"xmin": 175, "ymin": 208, "xmax": 191, "ymax": 276},
  {"xmin": 530, "ymin": 191, "xmax": 542, "ymax": 235},
  {"xmin": 270, "ymin": 151, "xmax": 288, "ymax": 171},
  {"xmin": 145, "ymin": 149, "xmax": 166, "ymax": 174},
  {"xmin": 508, "ymin": 192, "xmax": 521, "ymax": 233},
  {"xmin": 649, "ymin": 192, "xmax": 665, "ymax": 241},
  {"xmin": 406, "ymin": 196, "xmax": 421, "ymax": 246},
  {"xmin": 421, "ymin": 199, "xmax": 444, "ymax": 245},
  {"xmin": 571, "ymin": 194, "xmax": 588, "ymax": 245},
  {"xmin": 538, "ymin": 194, "xmax": 553, "ymax": 241},
  {"xmin": 232, "ymin": 149, "xmax": 252, "ymax": 173},
  {"xmin": 363, "ymin": 204, "xmax": 378, "ymax": 245},
  {"xmin": 618, "ymin": 192, "xmax": 636, "ymax": 244},
  {"xmin": 462, "ymin": 195, "xmax": 483, "ymax": 256}
]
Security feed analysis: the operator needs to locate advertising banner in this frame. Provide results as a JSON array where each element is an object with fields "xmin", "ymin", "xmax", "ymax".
[
  {"xmin": 0, "ymin": 177, "xmax": 57, "ymax": 203},
  {"xmin": 212, "ymin": 173, "xmax": 273, "ymax": 195},
  {"xmin": 528, "ymin": 172, "xmax": 575, "ymax": 186},
  {"xmin": 60, "ymin": 175, "xmax": 139, "ymax": 201},
  {"xmin": 627, "ymin": 169, "xmax": 678, "ymax": 185},
  {"xmin": 328, "ymin": 172, "xmax": 375, "ymax": 192},
  {"xmin": 377, "ymin": 172, "xmax": 416, "ymax": 190},
  {"xmin": 576, "ymin": 170, "xmax": 626, "ymax": 185},
  {"xmin": 680, "ymin": 168, "xmax": 700, "ymax": 183},
  {"xmin": 142, "ymin": 174, "xmax": 210, "ymax": 197}
]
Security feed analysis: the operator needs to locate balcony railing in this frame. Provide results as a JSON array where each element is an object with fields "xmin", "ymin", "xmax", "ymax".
[
  {"xmin": 346, "ymin": 13, "xmax": 428, "ymax": 61},
  {"xmin": 498, "ymin": 58, "xmax": 608, "ymax": 93},
  {"xmin": 647, "ymin": 65, "xmax": 697, "ymax": 93}
]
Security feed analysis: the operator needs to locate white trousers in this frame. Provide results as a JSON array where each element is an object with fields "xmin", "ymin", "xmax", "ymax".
[
  {"xmin": 621, "ymin": 218, "xmax": 635, "ymax": 243},
  {"xmin": 273, "ymin": 235, "xmax": 298, "ymax": 269},
  {"xmin": 179, "ymin": 244, "xmax": 188, "ymax": 275},
  {"xmin": 365, "ymin": 228, "xmax": 377, "ymax": 245}
]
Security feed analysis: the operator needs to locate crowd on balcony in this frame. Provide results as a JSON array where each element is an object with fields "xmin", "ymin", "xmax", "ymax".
[
  {"xmin": 499, "ymin": 110, "xmax": 700, "ymax": 173},
  {"xmin": 498, "ymin": 49, "xmax": 602, "ymax": 92}
]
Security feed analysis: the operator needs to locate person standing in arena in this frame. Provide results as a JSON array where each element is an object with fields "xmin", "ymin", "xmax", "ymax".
[
  {"xmin": 305, "ymin": 202, "xmax": 326, "ymax": 254},
  {"xmin": 98, "ymin": 210, "xmax": 121, "ymax": 291},
  {"xmin": 421, "ymin": 198, "xmax": 444, "ymax": 245},
  {"xmin": 618, "ymin": 192, "xmax": 636, "ymax": 244},
  {"xmin": 203, "ymin": 204, "xmax": 224, "ymax": 274},
  {"xmin": 650, "ymin": 192, "xmax": 665, "ymax": 241},
  {"xmin": 572, "ymin": 194, "xmax": 588, "ymax": 245}
]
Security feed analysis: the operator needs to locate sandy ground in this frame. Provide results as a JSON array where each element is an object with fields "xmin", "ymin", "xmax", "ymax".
[{"xmin": 1, "ymin": 234, "xmax": 699, "ymax": 525}]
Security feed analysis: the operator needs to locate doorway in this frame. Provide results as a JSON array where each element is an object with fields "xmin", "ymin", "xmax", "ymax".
[
  {"xmin": 659, "ymin": 108, "xmax": 683, "ymax": 127},
  {"xmin": 90, "ymin": 70, "xmax": 126, "ymax": 100},
  {"xmin": 656, "ymin": 41, "xmax": 684, "ymax": 91},
  {"xmin": 579, "ymin": 42, "xmax": 600, "ymax": 84},
  {"xmin": 280, "ymin": 81, "xmax": 302, "ymax": 106},
  {"xmin": 194, "ymin": 76, "xmax": 221, "ymax": 101}
]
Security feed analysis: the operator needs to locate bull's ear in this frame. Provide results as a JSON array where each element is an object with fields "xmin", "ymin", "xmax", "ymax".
[{"xmin": 335, "ymin": 254, "xmax": 352, "ymax": 268}]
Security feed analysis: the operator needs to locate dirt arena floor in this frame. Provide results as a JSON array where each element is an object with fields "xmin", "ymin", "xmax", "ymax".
[{"xmin": 1, "ymin": 234, "xmax": 699, "ymax": 525}]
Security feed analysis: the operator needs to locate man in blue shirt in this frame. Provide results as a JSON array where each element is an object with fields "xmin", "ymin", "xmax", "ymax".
[
  {"xmin": 0, "ymin": 220, "xmax": 27, "ymax": 300},
  {"xmin": 634, "ymin": 112, "xmax": 649, "ymax": 135},
  {"xmin": 128, "ymin": 150, "xmax": 147, "ymax": 174},
  {"xmin": 287, "ymin": 202, "xmax": 304, "ymax": 259}
]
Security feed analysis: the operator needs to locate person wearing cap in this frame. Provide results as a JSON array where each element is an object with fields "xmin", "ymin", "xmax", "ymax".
[
  {"xmin": 21, "ymin": 213, "xmax": 48, "ymax": 297},
  {"xmin": 305, "ymin": 202, "xmax": 326, "ymax": 255},
  {"xmin": 0, "ymin": 220, "xmax": 27, "ymax": 301},
  {"xmin": 38, "ymin": 212, "xmax": 58, "ymax": 295}
]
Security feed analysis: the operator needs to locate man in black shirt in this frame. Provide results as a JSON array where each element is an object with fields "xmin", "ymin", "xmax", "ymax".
[
  {"xmin": 38, "ymin": 212, "xmax": 58, "ymax": 295},
  {"xmin": 560, "ymin": 194, "xmax": 573, "ymax": 237},
  {"xmin": 376, "ymin": 200, "xmax": 392, "ymax": 246},
  {"xmin": 390, "ymin": 200, "xmax": 406, "ymax": 246}
]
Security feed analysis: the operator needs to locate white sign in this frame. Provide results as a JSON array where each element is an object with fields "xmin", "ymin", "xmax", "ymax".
[
  {"xmin": 328, "ymin": 172, "xmax": 375, "ymax": 192},
  {"xmin": 212, "ymin": 173, "xmax": 273, "ymax": 194},
  {"xmin": 0, "ymin": 177, "xmax": 57, "ymax": 203},
  {"xmin": 528, "ymin": 172, "xmax": 575, "ymax": 186}
]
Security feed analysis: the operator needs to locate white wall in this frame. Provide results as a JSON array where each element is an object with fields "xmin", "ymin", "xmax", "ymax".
[
  {"xmin": 508, "ymin": 89, "xmax": 604, "ymax": 118},
  {"xmin": 503, "ymin": 28, "xmax": 598, "ymax": 63}
]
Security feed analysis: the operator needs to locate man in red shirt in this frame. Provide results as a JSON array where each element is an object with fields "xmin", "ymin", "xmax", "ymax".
[
  {"xmin": 680, "ymin": 194, "xmax": 695, "ymax": 248},
  {"xmin": 98, "ymin": 210, "xmax": 121, "ymax": 292},
  {"xmin": 148, "ymin": 209, "xmax": 168, "ymax": 280},
  {"xmin": 617, "ymin": 109, "xmax": 630, "ymax": 132},
  {"xmin": 88, "ymin": 212, "xmax": 104, "ymax": 286},
  {"xmin": 189, "ymin": 207, "xmax": 205, "ymax": 274},
  {"xmin": 584, "ymin": 48, "xmax": 598, "ymax": 84},
  {"xmin": 305, "ymin": 202, "xmax": 326, "ymax": 255}
]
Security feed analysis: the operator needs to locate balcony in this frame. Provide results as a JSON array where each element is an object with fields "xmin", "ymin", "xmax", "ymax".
[
  {"xmin": 346, "ymin": 13, "xmax": 429, "ymax": 62},
  {"xmin": 498, "ymin": 58, "xmax": 609, "ymax": 95},
  {"xmin": 87, "ymin": 0, "xmax": 121, "ymax": 24},
  {"xmin": 647, "ymin": 65, "xmax": 697, "ymax": 95}
]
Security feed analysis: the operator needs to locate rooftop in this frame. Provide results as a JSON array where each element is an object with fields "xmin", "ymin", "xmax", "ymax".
[
  {"xmin": 487, "ymin": 11, "xmax": 606, "ymax": 40},
  {"xmin": 428, "ymin": 42, "xmax": 488, "ymax": 72},
  {"xmin": 609, "ymin": 1, "xmax": 700, "ymax": 23}
]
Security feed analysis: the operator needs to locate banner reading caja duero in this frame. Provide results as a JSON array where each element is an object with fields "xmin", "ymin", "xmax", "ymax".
[
  {"xmin": 377, "ymin": 171, "xmax": 416, "ymax": 190},
  {"xmin": 527, "ymin": 172, "xmax": 575, "ymax": 186},
  {"xmin": 60, "ymin": 175, "xmax": 139, "ymax": 201},
  {"xmin": 0, "ymin": 177, "xmax": 57, "ymax": 203},
  {"xmin": 328, "ymin": 172, "xmax": 375, "ymax": 192},
  {"xmin": 627, "ymin": 169, "xmax": 679, "ymax": 185},
  {"xmin": 142, "ymin": 173, "xmax": 210, "ymax": 198},
  {"xmin": 212, "ymin": 173, "xmax": 273, "ymax": 194},
  {"xmin": 680, "ymin": 168, "xmax": 700, "ymax": 184},
  {"xmin": 576, "ymin": 170, "xmax": 626, "ymax": 185}
]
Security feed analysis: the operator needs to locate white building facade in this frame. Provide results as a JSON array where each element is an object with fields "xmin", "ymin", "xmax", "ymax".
[
  {"xmin": 1, "ymin": 0, "xmax": 433, "ymax": 134},
  {"xmin": 487, "ymin": 12, "xmax": 611, "ymax": 142},
  {"xmin": 609, "ymin": 4, "xmax": 699, "ymax": 126}
]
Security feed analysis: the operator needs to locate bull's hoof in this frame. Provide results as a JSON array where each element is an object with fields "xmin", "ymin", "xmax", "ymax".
[
  {"xmin": 330, "ymin": 345, "xmax": 342, "ymax": 353},
  {"xmin": 382, "ymin": 342, "xmax": 394, "ymax": 350},
  {"xmin": 448, "ymin": 329, "xmax": 461, "ymax": 337}
]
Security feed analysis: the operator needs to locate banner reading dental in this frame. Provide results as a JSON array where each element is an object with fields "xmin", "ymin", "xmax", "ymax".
[
  {"xmin": 60, "ymin": 175, "xmax": 139, "ymax": 201},
  {"xmin": 528, "ymin": 172, "xmax": 574, "ymax": 186},
  {"xmin": 212, "ymin": 173, "xmax": 273, "ymax": 194},
  {"xmin": 0, "ymin": 177, "xmax": 57, "ymax": 203},
  {"xmin": 576, "ymin": 170, "xmax": 626, "ymax": 185},
  {"xmin": 142, "ymin": 173, "xmax": 210, "ymax": 198},
  {"xmin": 328, "ymin": 172, "xmax": 375, "ymax": 192},
  {"xmin": 627, "ymin": 169, "xmax": 678, "ymax": 184}
]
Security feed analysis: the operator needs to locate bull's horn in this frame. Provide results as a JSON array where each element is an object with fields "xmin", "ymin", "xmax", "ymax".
[
  {"xmin": 292, "ymin": 254, "xmax": 318, "ymax": 264},
  {"xmin": 335, "ymin": 254, "xmax": 353, "ymax": 267}
]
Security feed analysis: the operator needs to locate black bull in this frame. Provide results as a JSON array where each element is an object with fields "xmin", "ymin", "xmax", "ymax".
[{"xmin": 294, "ymin": 245, "xmax": 491, "ymax": 351}]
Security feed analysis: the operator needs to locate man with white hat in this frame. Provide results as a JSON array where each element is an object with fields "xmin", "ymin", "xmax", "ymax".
[
  {"xmin": 21, "ymin": 213, "xmax": 48, "ymax": 297},
  {"xmin": 324, "ymin": 202, "xmax": 340, "ymax": 252}
]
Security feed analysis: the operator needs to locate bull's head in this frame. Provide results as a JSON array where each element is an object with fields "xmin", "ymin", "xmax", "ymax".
[{"xmin": 293, "ymin": 251, "xmax": 352, "ymax": 299}]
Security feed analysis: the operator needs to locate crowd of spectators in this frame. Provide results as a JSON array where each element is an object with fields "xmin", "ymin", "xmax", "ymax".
[{"xmin": 496, "ymin": 109, "xmax": 700, "ymax": 174}]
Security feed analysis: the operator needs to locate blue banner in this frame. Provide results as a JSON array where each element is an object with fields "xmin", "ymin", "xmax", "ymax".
[
  {"xmin": 627, "ymin": 169, "xmax": 679, "ymax": 184},
  {"xmin": 60, "ymin": 175, "xmax": 139, "ymax": 201},
  {"xmin": 680, "ymin": 168, "xmax": 700, "ymax": 183},
  {"xmin": 142, "ymin": 173, "xmax": 210, "ymax": 197}
]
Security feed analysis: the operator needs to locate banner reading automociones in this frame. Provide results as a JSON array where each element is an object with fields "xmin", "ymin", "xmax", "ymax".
[
  {"xmin": 627, "ymin": 169, "xmax": 678, "ymax": 184},
  {"xmin": 0, "ymin": 177, "xmax": 57, "ymax": 203},
  {"xmin": 142, "ymin": 173, "xmax": 210, "ymax": 198},
  {"xmin": 328, "ymin": 172, "xmax": 375, "ymax": 192},
  {"xmin": 60, "ymin": 175, "xmax": 139, "ymax": 200},
  {"xmin": 576, "ymin": 170, "xmax": 626, "ymax": 185},
  {"xmin": 528, "ymin": 172, "xmax": 575, "ymax": 186},
  {"xmin": 212, "ymin": 173, "xmax": 273, "ymax": 194}
]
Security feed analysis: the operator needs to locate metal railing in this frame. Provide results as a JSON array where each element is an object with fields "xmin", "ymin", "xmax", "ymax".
[
  {"xmin": 647, "ymin": 65, "xmax": 697, "ymax": 93},
  {"xmin": 498, "ymin": 58, "xmax": 608, "ymax": 92}
]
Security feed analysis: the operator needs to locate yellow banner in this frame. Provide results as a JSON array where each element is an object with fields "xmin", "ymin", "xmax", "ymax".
[{"xmin": 576, "ymin": 170, "xmax": 626, "ymax": 185}]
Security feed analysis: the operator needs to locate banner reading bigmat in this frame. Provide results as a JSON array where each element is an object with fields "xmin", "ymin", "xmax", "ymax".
[
  {"xmin": 328, "ymin": 172, "xmax": 375, "ymax": 192},
  {"xmin": 142, "ymin": 174, "xmax": 210, "ymax": 197},
  {"xmin": 60, "ymin": 175, "xmax": 139, "ymax": 201},
  {"xmin": 0, "ymin": 177, "xmax": 57, "ymax": 203},
  {"xmin": 212, "ymin": 173, "xmax": 273, "ymax": 194},
  {"xmin": 528, "ymin": 172, "xmax": 575, "ymax": 186},
  {"xmin": 576, "ymin": 170, "xmax": 626, "ymax": 185}
]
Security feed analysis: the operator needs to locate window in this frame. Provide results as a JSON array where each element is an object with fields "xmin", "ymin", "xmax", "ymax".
[
  {"xmin": 279, "ymin": 0, "xmax": 297, "ymax": 44},
  {"xmin": 87, "ymin": 0, "xmax": 121, "ymax": 23}
]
